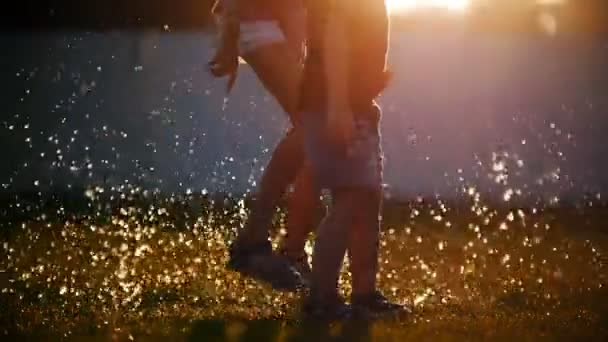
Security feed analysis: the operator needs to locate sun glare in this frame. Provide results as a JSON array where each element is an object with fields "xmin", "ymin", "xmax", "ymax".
[{"xmin": 387, "ymin": 0, "xmax": 471, "ymax": 13}]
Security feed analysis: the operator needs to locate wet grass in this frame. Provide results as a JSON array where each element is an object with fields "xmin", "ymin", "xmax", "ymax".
[{"xmin": 1, "ymin": 197, "xmax": 607, "ymax": 341}]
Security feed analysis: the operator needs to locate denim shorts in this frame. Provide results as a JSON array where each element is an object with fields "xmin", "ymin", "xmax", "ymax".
[{"xmin": 299, "ymin": 103, "xmax": 384, "ymax": 190}]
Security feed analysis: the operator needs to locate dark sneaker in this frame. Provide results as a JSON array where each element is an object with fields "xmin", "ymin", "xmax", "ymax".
[
  {"xmin": 227, "ymin": 240, "xmax": 305, "ymax": 291},
  {"xmin": 351, "ymin": 291, "xmax": 411, "ymax": 319},
  {"xmin": 292, "ymin": 256, "xmax": 312, "ymax": 286},
  {"xmin": 301, "ymin": 293, "xmax": 352, "ymax": 321},
  {"xmin": 279, "ymin": 251, "xmax": 312, "ymax": 287}
]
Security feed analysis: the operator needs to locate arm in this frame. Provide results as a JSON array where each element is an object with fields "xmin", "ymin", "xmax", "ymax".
[
  {"xmin": 213, "ymin": 0, "xmax": 239, "ymax": 17},
  {"xmin": 209, "ymin": 0, "xmax": 241, "ymax": 92},
  {"xmin": 324, "ymin": 1, "xmax": 353, "ymax": 143},
  {"xmin": 211, "ymin": 0, "xmax": 240, "ymax": 43}
]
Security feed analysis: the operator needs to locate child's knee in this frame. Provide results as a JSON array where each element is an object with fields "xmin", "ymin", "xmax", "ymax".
[{"xmin": 333, "ymin": 187, "xmax": 381, "ymax": 215}]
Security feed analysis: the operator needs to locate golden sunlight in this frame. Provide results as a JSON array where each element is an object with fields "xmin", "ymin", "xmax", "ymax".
[{"xmin": 387, "ymin": 0, "xmax": 471, "ymax": 13}]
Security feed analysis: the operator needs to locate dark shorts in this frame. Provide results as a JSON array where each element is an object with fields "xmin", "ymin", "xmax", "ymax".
[{"xmin": 299, "ymin": 103, "xmax": 384, "ymax": 190}]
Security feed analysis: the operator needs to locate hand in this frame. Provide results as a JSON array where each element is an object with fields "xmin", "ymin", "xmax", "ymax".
[
  {"xmin": 208, "ymin": 41, "xmax": 238, "ymax": 78},
  {"xmin": 208, "ymin": 14, "xmax": 240, "ymax": 92},
  {"xmin": 208, "ymin": 46, "xmax": 238, "ymax": 93}
]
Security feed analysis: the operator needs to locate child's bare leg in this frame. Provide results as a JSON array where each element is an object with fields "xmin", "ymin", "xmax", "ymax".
[
  {"xmin": 227, "ymin": 128, "xmax": 312, "ymax": 291},
  {"xmin": 282, "ymin": 163, "xmax": 319, "ymax": 263},
  {"xmin": 349, "ymin": 195, "xmax": 408, "ymax": 317},
  {"xmin": 309, "ymin": 187, "xmax": 380, "ymax": 299},
  {"xmin": 349, "ymin": 188, "xmax": 382, "ymax": 297},
  {"xmin": 309, "ymin": 188, "xmax": 360, "ymax": 301},
  {"xmin": 238, "ymin": 128, "xmax": 305, "ymax": 245},
  {"xmin": 235, "ymin": 41, "xmax": 310, "ymax": 245},
  {"xmin": 341, "ymin": 105, "xmax": 408, "ymax": 315}
]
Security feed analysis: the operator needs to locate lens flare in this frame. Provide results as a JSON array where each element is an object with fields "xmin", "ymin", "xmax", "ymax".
[{"xmin": 387, "ymin": 0, "xmax": 470, "ymax": 13}]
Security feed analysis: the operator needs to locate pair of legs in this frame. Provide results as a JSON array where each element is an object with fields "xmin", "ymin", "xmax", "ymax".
[
  {"xmin": 303, "ymin": 105, "xmax": 383, "ymax": 302},
  {"xmin": 311, "ymin": 187, "xmax": 381, "ymax": 300},
  {"xmin": 300, "ymin": 103, "xmax": 405, "ymax": 317},
  {"xmin": 227, "ymin": 19, "xmax": 320, "ymax": 287}
]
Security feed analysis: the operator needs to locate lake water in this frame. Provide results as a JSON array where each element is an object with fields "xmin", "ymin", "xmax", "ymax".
[{"xmin": 2, "ymin": 30, "xmax": 607, "ymax": 204}]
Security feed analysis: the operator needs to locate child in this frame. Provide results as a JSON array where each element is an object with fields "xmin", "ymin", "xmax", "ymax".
[{"xmin": 299, "ymin": 0, "xmax": 409, "ymax": 318}]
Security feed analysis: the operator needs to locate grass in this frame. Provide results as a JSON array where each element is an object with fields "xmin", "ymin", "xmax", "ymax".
[{"xmin": 0, "ymin": 193, "xmax": 607, "ymax": 341}]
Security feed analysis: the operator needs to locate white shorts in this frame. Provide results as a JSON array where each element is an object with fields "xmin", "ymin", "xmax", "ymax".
[{"xmin": 238, "ymin": 20, "xmax": 286, "ymax": 55}]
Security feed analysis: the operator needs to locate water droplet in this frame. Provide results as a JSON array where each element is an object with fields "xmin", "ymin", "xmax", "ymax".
[{"xmin": 503, "ymin": 189, "xmax": 514, "ymax": 202}]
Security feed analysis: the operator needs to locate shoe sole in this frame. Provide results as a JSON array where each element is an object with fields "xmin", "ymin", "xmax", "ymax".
[
  {"xmin": 226, "ymin": 260, "xmax": 305, "ymax": 292},
  {"xmin": 351, "ymin": 307, "xmax": 413, "ymax": 321},
  {"xmin": 300, "ymin": 307, "xmax": 353, "ymax": 322}
]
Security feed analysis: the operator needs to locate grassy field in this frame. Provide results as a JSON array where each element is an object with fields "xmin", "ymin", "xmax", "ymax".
[{"xmin": 1, "ymin": 195, "xmax": 607, "ymax": 341}]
